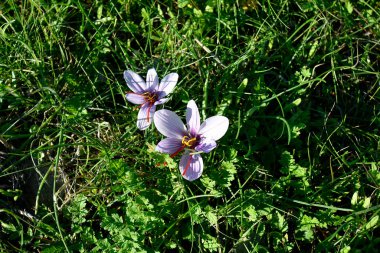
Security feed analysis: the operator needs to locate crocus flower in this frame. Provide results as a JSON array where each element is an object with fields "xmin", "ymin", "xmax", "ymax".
[
  {"xmin": 154, "ymin": 100, "xmax": 229, "ymax": 181},
  {"xmin": 124, "ymin": 68, "xmax": 178, "ymax": 130}
]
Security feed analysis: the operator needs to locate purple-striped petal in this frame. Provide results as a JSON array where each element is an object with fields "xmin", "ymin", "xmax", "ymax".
[
  {"xmin": 124, "ymin": 70, "xmax": 147, "ymax": 93},
  {"xmin": 146, "ymin": 68, "xmax": 159, "ymax": 91},
  {"xmin": 179, "ymin": 153, "xmax": 203, "ymax": 181},
  {"xmin": 126, "ymin": 93, "xmax": 145, "ymax": 105},
  {"xmin": 137, "ymin": 103, "xmax": 156, "ymax": 130},
  {"xmin": 154, "ymin": 98, "xmax": 168, "ymax": 105},
  {"xmin": 195, "ymin": 138, "xmax": 217, "ymax": 153},
  {"xmin": 198, "ymin": 116, "xmax": 229, "ymax": 141},
  {"xmin": 186, "ymin": 100, "xmax": 200, "ymax": 136},
  {"xmin": 158, "ymin": 73, "xmax": 178, "ymax": 97},
  {"xmin": 154, "ymin": 109, "xmax": 187, "ymax": 138},
  {"xmin": 155, "ymin": 138, "xmax": 183, "ymax": 155}
]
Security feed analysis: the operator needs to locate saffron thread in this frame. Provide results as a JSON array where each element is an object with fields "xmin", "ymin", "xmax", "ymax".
[
  {"xmin": 170, "ymin": 145, "xmax": 185, "ymax": 158},
  {"xmin": 182, "ymin": 155, "xmax": 192, "ymax": 176}
]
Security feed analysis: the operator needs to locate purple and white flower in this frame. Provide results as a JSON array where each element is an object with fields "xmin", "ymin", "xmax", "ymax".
[
  {"xmin": 154, "ymin": 100, "xmax": 229, "ymax": 181},
  {"xmin": 124, "ymin": 68, "xmax": 178, "ymax": 130}
]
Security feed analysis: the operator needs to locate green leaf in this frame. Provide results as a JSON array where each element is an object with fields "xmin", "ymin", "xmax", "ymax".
[
  {"xmin": 236, "ymin": 78, "xmax": 248, "ymax": 104},
  {"xmin": 193, "ymin": 8, "xmax": 203, "ymax": 18},
  {"xmin": 202, "ymin": 234, "xmax": 220, "ymax": 252},
  {"xmin": 308, "ymin": 40, "xmax": 319, "ymax": 58},
  {"xmin": 284, "ymin": 98, "xmax": 302, "ymax": 112},
  {"xmin": 300, "ymin": 66, "xmax": 311, "ymax": 78},
  {"xmin": 1, "ymin": 221, "xmax": 17, "ymax": 233},
  {"xmin": 67, "ymin": 194, "xmax": 88, "ymax": 225},
  {"xmin": 298, "ymin": 215, "xmax": 320, "ymax": 241},
  {"xmin": 245, "ymin": 206, "xmax": 258, "ymax": 222},
  {"xmin": 178, "ymin": 0, "xmax": 189, "ymax": 8},
  {"xmin": 351, "ymin": 191, "xmax": 358, "ymax": 205},
  {"xmin": 0, "ymin": 189, "xmax": 22, "ymax": 201},
  {"xmin": 362, "ymin": 196, "xmax": 371, "ymax": 208},
  {"xmin": 41, "ymin": 244, "xmax": 66, "ymax": 253},
  {"xmin": 365, "ymin": 215, "xmax": 379, "ymax": 230},
  {"xmin": 205, "ymin": 209, "xmax": 218, "ymax": 226},
  {"xmin": 340, "ymin": 246, "xmax": 351, "ymax": 253},
  {"xmin": 345, "ymin": 0, "xmax": 353, "ymax": 14}
]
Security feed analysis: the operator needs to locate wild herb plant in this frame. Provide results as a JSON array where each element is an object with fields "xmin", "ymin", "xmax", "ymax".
[{"xmin": 1, "ymin": 0, "xmax": 379, "ymax": 252}]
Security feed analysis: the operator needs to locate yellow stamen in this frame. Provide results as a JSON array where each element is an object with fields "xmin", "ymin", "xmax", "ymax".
[
  {"xmin": 181, "ymin": 136, "xmax": 197, "ymax": 147},
  {"xmin": 143, "ymin": 92, "xmax": 158, "ymax": 104}
]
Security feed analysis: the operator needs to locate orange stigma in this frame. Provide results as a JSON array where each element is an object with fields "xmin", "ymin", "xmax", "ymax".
[
  {"xmin": 143, "ymin": 92, "xmax": 158, "ymax": 104},
  {"xmin": 182, "ymin": 155, "xmax": 192, "ymax": 176},
  {"xmin": 142, "ymin": 92, "xmax": 158, "ymax": 122}
]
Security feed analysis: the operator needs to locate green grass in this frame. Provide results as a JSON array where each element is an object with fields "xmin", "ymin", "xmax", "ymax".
[{"xmin": 1, "ymin": 0, "xmax": 380, "ymax": 252}]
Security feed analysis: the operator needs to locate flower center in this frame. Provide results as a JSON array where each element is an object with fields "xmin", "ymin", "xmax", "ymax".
[
  {"xmin": 181, "ymin": 136, "xmax": 197, "ymax": 148},
  {"xmin": 170, "ymin": 136, "xmax": 198, "ymax": 159},
  {"xmin": 141, "ymin": 92, "xmax": 158, "ymax": 123},
  {"xmin": 143, "ymin": 92, "xmax": 158, "ymax": 104}
]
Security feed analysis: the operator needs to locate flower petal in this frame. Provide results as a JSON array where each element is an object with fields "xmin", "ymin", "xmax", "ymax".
[
  {"xmin": 154, "ymin": 98, "xmax": 168, "ymax": 105},
  {"xmin": 179, "ymin": 153, "xmax": 203, "ymax": 181},
  {"xmin": 124, "ymin": 70, "xmax": 147, "ymax": 93},
  {"xmin": 146, "ymin": 68, "xmax": 159, "ymax": 91},
  {"xmin": 126, "ymin": 93, "xmax": 145, "ymax": 105},
  {"xmin": 195, "ymin": 138, "xmax": 217, "ymax": 153},
  {"xmin": 155, "ymin": 138, "xmax": 183, "ymax": 155},
  {"xmin": 198, "ymin": 116, "xmax": 229, "ymax": 141},
  {"xmin": 137, "ymin": 103, "xmax": 156, "ymax": 130},
  {"xmin": 186, "ymin": 100, "xmax": 200, "ymax": 136},
  {"xmin": 158, "ymin": 73, "xmax": 178, "ymax": 97},
  {"xmin": 154, "ymin": 109, "xmax": 187, "ymax": 138}
]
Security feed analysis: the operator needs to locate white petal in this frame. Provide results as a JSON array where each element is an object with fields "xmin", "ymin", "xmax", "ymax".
[
  {"xmin": 126, "ymin": 93, "xmax": 145, "ymax": 105},
  {"xmin": 195, "ymin": 138, "xmax": 217, "ymax": 153},
  {"xmin": 155, "ymin": 138, "xmax": 183, "ymax": 155},
  {"xmin": 158, "ymin": 73, "xmax": 178, "ymax": 97},
  {"xmin": 186, "ymin": 100, "xmax": 200, "ymax": 136},
  {"xmin": 137, "ymin": 103, "xmax": 156, "ymax": 130},
  {"xmin": 124, "ymin": 70, "xmax": 147, "ymax": 93},
  {"xmin": 198, "ymin": 116, "xmax": 229, "ymax": 141},
  {"xmin": 153, "ymin": 109, "xmax": 187, "ymax": 138},
  {"xmin": 154, "ymin": 98, "xmax": 168, "ymax": 105},
  {"xmin": 179, "ymin": 153, "xmax": 203, "ymax": 181},
  {"xmin": 146, "ymin": 68, "xmax": 159, "ymax": 91}
]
